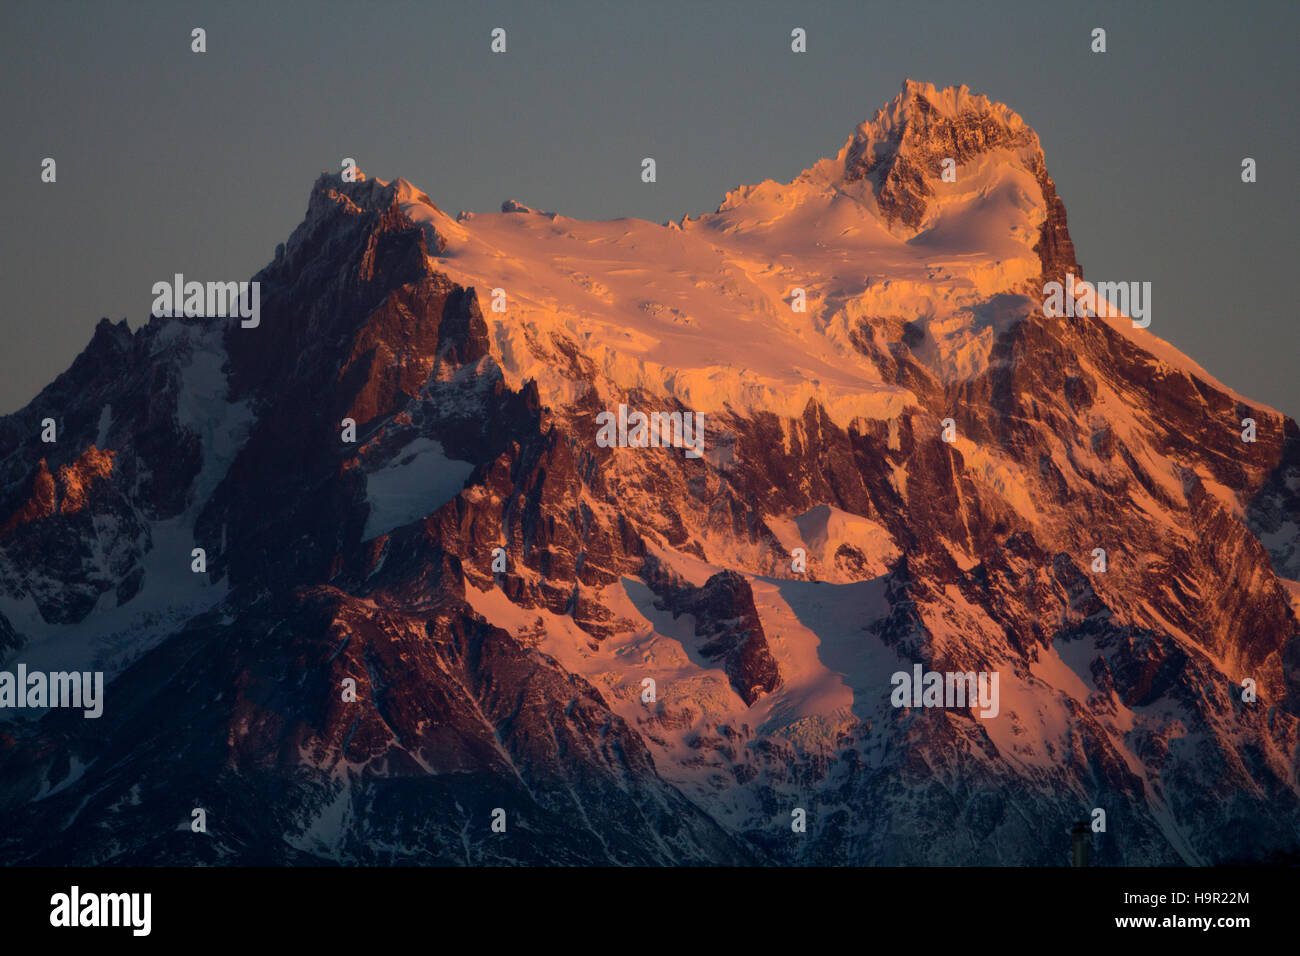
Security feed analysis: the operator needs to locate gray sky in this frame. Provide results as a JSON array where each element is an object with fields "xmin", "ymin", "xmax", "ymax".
[{"xmin": 2, "ymin": 0, "xmax": 1296, "ymax": 416}]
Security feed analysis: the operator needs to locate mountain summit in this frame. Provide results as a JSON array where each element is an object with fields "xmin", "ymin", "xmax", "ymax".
[{"xmin": 1, "ymin": 83, "xmax": 1297, "ymax": 865}]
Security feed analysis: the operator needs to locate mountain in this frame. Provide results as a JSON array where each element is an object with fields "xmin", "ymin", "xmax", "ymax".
[{"xmin": 1, "ymin": 80, "xmax": 1297, "ymax": 865}]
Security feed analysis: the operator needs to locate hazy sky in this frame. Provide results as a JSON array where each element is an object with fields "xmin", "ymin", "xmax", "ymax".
[{"xmin": 2, "ymin": 0, "xmax": 1296, "ymax": 416}]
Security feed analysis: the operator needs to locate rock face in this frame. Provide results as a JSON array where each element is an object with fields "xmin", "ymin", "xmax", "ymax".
[
  {"xmin": 846, "ymin": 80, "xmax": 1034, "ymax": 228},
  {"xmin": 0, "ymin": 81, "xmax": 1297, "ymax": 866},
  {"xmin": 646, "ymin": 563, "xmax": 781, "ymax": 705}
]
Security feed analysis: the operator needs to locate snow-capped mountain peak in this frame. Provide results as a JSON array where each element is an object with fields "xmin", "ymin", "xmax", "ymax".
[{"xmin": 1, "ymin": 81, "xmax": 1296, "ymax": 868}]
